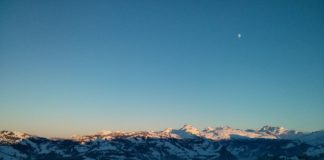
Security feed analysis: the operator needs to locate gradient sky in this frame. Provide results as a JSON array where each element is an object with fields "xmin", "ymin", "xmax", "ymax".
[{"xmin": 0, "ymin": 0, "xmax": 324, "ymax": 137}]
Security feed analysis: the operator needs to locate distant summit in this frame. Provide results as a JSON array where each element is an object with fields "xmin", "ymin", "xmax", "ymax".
[
  {"xmin": 0, "ymin": 131, "xmax": 31, "ymax": 144},
  {"xmin": 259, "ymin": 125, "xmax": 287, "ymax": 134}
]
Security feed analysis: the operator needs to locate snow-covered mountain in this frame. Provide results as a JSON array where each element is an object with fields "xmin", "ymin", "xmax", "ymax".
[
  {"xmin": 0, "ymin": 131, "xmax": 31, "ymax": 144},
  {"xmin": 70, "ymin": 124, "xmax": 310, "ymax": 142},
  {"xmin": 1, "ymin": 125, "xmax": 324, "ymax": 160}
]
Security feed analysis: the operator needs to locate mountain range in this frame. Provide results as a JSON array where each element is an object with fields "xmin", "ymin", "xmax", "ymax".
[{"xmin": 1, "ymin": 125, "xmax": 324, "ymax": 160}]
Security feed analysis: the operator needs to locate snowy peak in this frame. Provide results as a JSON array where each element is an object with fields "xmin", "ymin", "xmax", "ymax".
[
  {"xmin": 97, "ymin": 130, "xmax": 113, "ymax": 135},
  {"xmin": 259, "ymin": 125, "xmax": 288, "ymax": 135},
  {"xmin": 162, "ymin": 128, "xmax": 173, "ymax": 133},
  {"xmin": 215, "ymin": 126, "xmax": 232, "ymax": 130},
  {"xmin": 0, "ymin": 131, "xmax": 31, "ymax": 144},
  {"xmin": 203, "ymin": 127, "xmax": 215, "ymax": 132},
  {"xmin": 164, "ymin": 124, "xmax": 201, "ymax": 139},
  {"xmin": 179, "ymin": 124, "xmax": 200, "ymax": 135},
  {"xmin": 201, "ymin": 126, "xmax": 276, "ymax": 140}
]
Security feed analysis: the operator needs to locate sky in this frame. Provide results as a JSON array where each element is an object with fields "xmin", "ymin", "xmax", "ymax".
[{"xmin": 0, "ymin": 0, "xmax": 323, "ymax": 137}]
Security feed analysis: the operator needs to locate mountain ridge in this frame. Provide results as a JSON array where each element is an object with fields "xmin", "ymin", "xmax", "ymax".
[
  {"xmin": 1, "ymin": 125, "xmax": 324, "ymax": 160},
  {"xmin": 1, "ymin": 125, "xmax": 324, "ymax": 146}
]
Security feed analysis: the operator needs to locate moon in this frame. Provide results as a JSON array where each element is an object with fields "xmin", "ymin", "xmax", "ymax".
[{"xmin": 237, "ymin": 33, "xmax": 242, "ymax": 38}]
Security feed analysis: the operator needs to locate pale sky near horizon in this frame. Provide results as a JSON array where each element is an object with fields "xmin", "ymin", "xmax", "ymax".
[{"xmin": 0, "ymin": 0, "xmax": 324, "ymax": 137}]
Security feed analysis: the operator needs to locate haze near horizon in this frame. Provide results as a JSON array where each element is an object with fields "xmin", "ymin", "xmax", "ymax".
[{"xmin": 0, "ymin": 0, "xmax": 323, "ymax": 137}]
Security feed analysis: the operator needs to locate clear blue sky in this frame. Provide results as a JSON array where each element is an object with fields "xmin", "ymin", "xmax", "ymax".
[{"xmin": 0, "ymin": 0, "xmax": 323, "ymax": 137}]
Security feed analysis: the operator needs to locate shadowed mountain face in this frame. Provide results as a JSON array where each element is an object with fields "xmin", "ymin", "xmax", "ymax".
[{"xmin": 1, "ymin": 125, "xmax": 324, "ymax": 160}]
